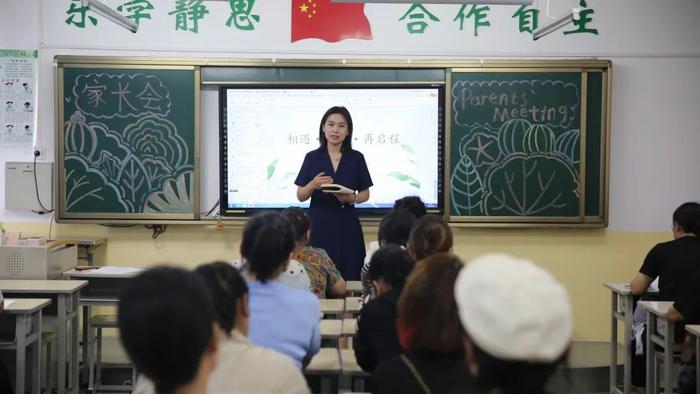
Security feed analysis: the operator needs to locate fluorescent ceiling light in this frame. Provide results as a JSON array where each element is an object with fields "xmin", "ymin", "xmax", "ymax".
[
  {"xmin": 81, "ymin": 0, "xmax": 138, "ymax": 33},
  {"xmin": 332, "ymin": 0, "xmax": 533, "ymax": 4},
  {"xmin": 532, "ymin": 9, "xmax": 578, "ymax": 40}
]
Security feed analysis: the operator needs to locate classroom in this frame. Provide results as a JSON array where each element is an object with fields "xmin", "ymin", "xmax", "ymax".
[{"xmin": 1, "ymin": 0, "xmax": 699, "ymax": 393}]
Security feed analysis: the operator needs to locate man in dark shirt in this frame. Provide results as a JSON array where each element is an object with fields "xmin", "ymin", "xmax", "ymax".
[{"xmin": 628, "ymin": 202, "xmax": 700, "ymax": 394}]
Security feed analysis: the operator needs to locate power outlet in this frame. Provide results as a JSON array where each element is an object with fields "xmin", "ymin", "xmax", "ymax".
[{"xmin": 33, "ymin": 146, "xmax": 47, "ymax": 160}]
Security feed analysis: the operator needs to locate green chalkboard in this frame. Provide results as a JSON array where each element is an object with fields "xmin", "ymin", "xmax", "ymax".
[
  {"xmin": 57, "ymin": 63, "xmax": 199, "ymax": 221},
  {"xmin": 448, "ymin": 68, "xmax": 609, "ymax": 224}
]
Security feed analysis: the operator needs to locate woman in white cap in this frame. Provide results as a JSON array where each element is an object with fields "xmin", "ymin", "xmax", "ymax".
[{"xmin": 454, "ymin": 253, "xmax": 573, "ymax": 394}]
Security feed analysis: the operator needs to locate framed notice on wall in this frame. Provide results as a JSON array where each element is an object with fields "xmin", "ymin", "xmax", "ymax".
[{"xmin": 0, "ymin": 49, "xmax": 37, "ymax": 147}]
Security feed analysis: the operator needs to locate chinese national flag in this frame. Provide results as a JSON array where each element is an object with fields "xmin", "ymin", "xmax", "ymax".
[{"xmin": 291, "ymin": 0, "xmax": 372, "ymax": 43}]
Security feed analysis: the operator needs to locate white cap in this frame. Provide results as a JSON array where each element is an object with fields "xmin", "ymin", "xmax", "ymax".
[{"xmin": 454, "ymin": 253, "xmax": 572, "ymax": 362}]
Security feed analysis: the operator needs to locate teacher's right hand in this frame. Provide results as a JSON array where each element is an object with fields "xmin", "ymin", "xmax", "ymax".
[{"xmin": 308, "ymin": 172, "xmax": 333, "ymax": 190}]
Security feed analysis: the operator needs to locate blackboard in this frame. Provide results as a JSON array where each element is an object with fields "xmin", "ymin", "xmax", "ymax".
[
  {"xmin": 57, "ymin": 62, "xmax": 199, "ymax": 221},
  {"xmin": 448, "ymin": 68, "xmax": 609, "ymax": 224}
]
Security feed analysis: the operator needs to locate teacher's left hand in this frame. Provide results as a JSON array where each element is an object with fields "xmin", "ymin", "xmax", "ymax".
[{"xmin": 335, "ymin": 193, "xmax": 356, "ymax": 204}]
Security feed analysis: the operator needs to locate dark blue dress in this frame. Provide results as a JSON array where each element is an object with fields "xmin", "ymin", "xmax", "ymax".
[{"xmin": 295, "ymin": 148, "xmax": 373, "ymax": 281}]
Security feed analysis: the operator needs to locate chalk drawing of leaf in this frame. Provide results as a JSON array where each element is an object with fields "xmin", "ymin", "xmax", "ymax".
[
  {"xmin": 388, "ymin": 172, "xmax": 420, "ymax": 189},
  {"xmin": 483, "ymin": 154, "xmax": 579, "ymax": 217},
  {"xmin": 450, "ymin": 156, "xmax": 483, "ymax": 215},
  {"xmin": 267, "ymin": 159, "xmax": 278, "ymax": 180},
  {"xmin": 95, "ymin": 151, "xmax": 121, "ymax": 179},
  {"xmin": 117, "ymin": 156, "xmax": 152, "ymax": 209},
  {"xmin": 143, "ymin": 171, "xmax": 194, "ymax": 214},
  {"xmin": 64, "ymin": 156, "xmax": 131, "ymax": 213}
]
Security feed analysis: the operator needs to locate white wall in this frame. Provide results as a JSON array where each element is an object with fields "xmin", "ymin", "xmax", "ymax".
[
  {"xmin": 1, "ymin": 0, "xmax": 700, "ymax": 230},
  {"xmin": 0, "ymin": 0, "xmax": 41, "ymax": 218}
]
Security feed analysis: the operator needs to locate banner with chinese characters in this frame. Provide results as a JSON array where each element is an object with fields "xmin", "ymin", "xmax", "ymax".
[
  {"xmin": 0, "ymin": 49, "xmax": 37, "ymax": 147},
  {"xmin": 41, "ymin": 1, "xmax": 698, "ymax": 57},
  {"xmin": 45, "ymin": 1, "xmax": 608, "ymax": 53}
]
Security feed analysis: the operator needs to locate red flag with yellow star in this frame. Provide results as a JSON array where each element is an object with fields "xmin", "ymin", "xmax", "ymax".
[{"xmin": 291, "ymin": 0, "xmax": 372, "ymax": 42}]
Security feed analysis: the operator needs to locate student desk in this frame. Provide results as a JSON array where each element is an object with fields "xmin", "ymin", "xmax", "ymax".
[
  {"xmin": 320, "ymin": 299, "xmax": 345, "ymax": 318},
  {"xmin": 305, "ymin": 347, "xmax": 341, "ymax": 394},
  {"xmin": 63, "ymin": 266, "xmax": 141, "ymax": 389},
  {"xmin": 0, "ymin": 298, "xmax": 52, "ymax": 394},
  {"xmin": 685, "ymin": 324, "xmax": 700, "ymax": 394},
  {"xmin": 604, "ymin": 282, "xmax": 636, "ymax": 394},
  {"xmin": 340, "ymin": 348, "xmax": 372, "ymax": 392},
  {"xmin": 344, "ymin": 296, "xmax": 362, "ymax": 317},
  {"xmin": 0, "ymin": 280, "xmax": 87, "ymax": 394},
  {"xmin": 342, "ymin": 318, "xmax": 357, "ymax": 337},
  {"xmin": 346, "ymin": 281, "xmax": 362, "ymax": 296},
  {"xmin": 320, "ymin": 319, "xmax": 342, "ymax": 340},
  {"xmin": 638, "ymin": 301, "xmax": 676, "ymax": 394},
  {"xmin": 53, "ymin": 238, "xmax": 106, "ymax": 266}
]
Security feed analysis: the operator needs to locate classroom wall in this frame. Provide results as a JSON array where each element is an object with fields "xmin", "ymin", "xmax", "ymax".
[{"xmin": 1, "ymin": 0, "xmax": 700, "ymax": 341}]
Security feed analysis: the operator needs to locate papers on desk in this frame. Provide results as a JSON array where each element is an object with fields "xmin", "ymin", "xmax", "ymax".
[{"xmin": 3, "ymin": 300, "xmax": 15, "ymax": 308}]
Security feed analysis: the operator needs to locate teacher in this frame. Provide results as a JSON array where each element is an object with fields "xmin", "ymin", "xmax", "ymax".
[{"xmin": 295, "ymin": 106, "xmax": 373, "ymax": 281}]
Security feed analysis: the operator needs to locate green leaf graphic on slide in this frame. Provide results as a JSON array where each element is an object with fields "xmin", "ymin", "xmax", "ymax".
[
  {"xmin": 388, "ymin": 172, "xmax": 420, "ymax": 189},
  {"xmin": 484, "ymin": 154, "xmax": 579, "ymax": 216},
  {"xmin": 267, "ymin": 159, "xmax": 278, "ymax": 180}
]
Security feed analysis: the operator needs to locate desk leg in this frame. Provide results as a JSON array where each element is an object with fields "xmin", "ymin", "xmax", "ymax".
[
  {"xmin": 57, "ymin": 296, "xmax": 67, "ymax": 394},
  {"xmin": 15, "ymin": 315, "xmax": 27, "ymax": 394},
  {"xmin": 663, "ymin": 321, "xmax": 673, "ymax": 394},
  {"xmin": 645, "ymin": 313, "xmax": 654, "ymax": 394},
  {"xmin": 610, "ymin": 292, "xmax": 618, "ymax": 393},
  {"xmin": 623, "ymin": 295, "xmax": 633, "ymax": 394},
  {"xmin": 70, "ymin": 294, "xmax": 80, "ymax": 394},
  {"xmin": 32, "ymin": 312, "xmax": 42, "ymax": 394},
  {"xmin": 81, "ymin": 304, "xmax": 89, "ymax": 385}
]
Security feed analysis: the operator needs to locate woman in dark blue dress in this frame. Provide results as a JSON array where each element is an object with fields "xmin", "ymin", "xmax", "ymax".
[{"xmin": 295, "ymin": 106, "xmax": 373, "ymax": 281}]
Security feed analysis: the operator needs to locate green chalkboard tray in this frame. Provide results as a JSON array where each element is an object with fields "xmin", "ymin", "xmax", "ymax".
[{"xmin": 56, "ymin": 59, "xmax": 200, "ymax": 221}]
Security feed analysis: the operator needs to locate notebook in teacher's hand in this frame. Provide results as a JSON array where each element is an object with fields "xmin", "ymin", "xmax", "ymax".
[{"xmin": 320, "ymin": 184, "xmax": 355, "ymax": 195}]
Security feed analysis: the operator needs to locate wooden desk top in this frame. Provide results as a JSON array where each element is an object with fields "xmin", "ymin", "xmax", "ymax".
[
  {"xmin": 638, "ymin": 300, "xmax": 674, "ymax": 316},
  {"xmin": 604, "ymin": 282, "xmax": 659, "ymax": 295},
  {"xmin": 54, "ymin": 238, "xmax": 106, "ymax": 247},
  {"xmin": 346, "ymin": 281, "xmax": 362, "ymax": 293},
  {"xmin": 64, "ymin": 266, "xmax": 143, "ymax": 279},
  {"xmin": 320, "ymin": 319, "xmax": 342, "ymax": 338},
  {"xmin": 686, "ymin": 325, "xmax": 700, "ymax": 337},
  {"xmin": 319, "ymin": 299, "xmax": 344, "ymax": 314},
  {"xmin": 340, "ymin": 349, "xmax": 370, "ymax": 375},
  {"xmin": 0, "ymin": 280, "xmax": 87, "ymax": 293},
  {"xmin": 341, "ymin": 318, "xmax": 357, "ymax": 336},
  {"xmin": 604, "ymin": 282, "xmax": 633, "ymax": 294},
  {"xmin": 3, "ymin": 298, "xmax": 52, "ymax": 314},
  {"xmin": 345, "ymin": 296, "xmax": 362, "ymax": 313},
  {"xmin": 306, "ymin": 348, "xmax": 341, "ymax": 373}
]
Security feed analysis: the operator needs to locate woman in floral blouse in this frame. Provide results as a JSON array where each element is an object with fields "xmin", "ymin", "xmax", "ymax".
[{"xmin": 282, "ymin": 207, "xmax": 346, "ymax": 298}]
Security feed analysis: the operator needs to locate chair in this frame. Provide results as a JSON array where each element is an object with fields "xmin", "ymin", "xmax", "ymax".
[{"xmin": 87, "ymin": 314, "xmax": 136, "ymax": 393}]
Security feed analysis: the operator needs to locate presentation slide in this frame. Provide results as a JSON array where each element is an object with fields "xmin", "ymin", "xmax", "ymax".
[{"xmin": 222, "ymin": 87, "xmax": 442, "ymax": 211}]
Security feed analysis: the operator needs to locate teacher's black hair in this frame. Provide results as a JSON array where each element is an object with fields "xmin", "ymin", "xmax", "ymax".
[
  {"xmin": 241, "ymin": 212, "xmax": 295, "ymax": 283},
  {"xmin": 318, "ymin": 106, "xmax": 353, "ymax": 152},
  {"xmin": 118, "ymin": 266, "xmax": 215, "ymax": 394}
]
